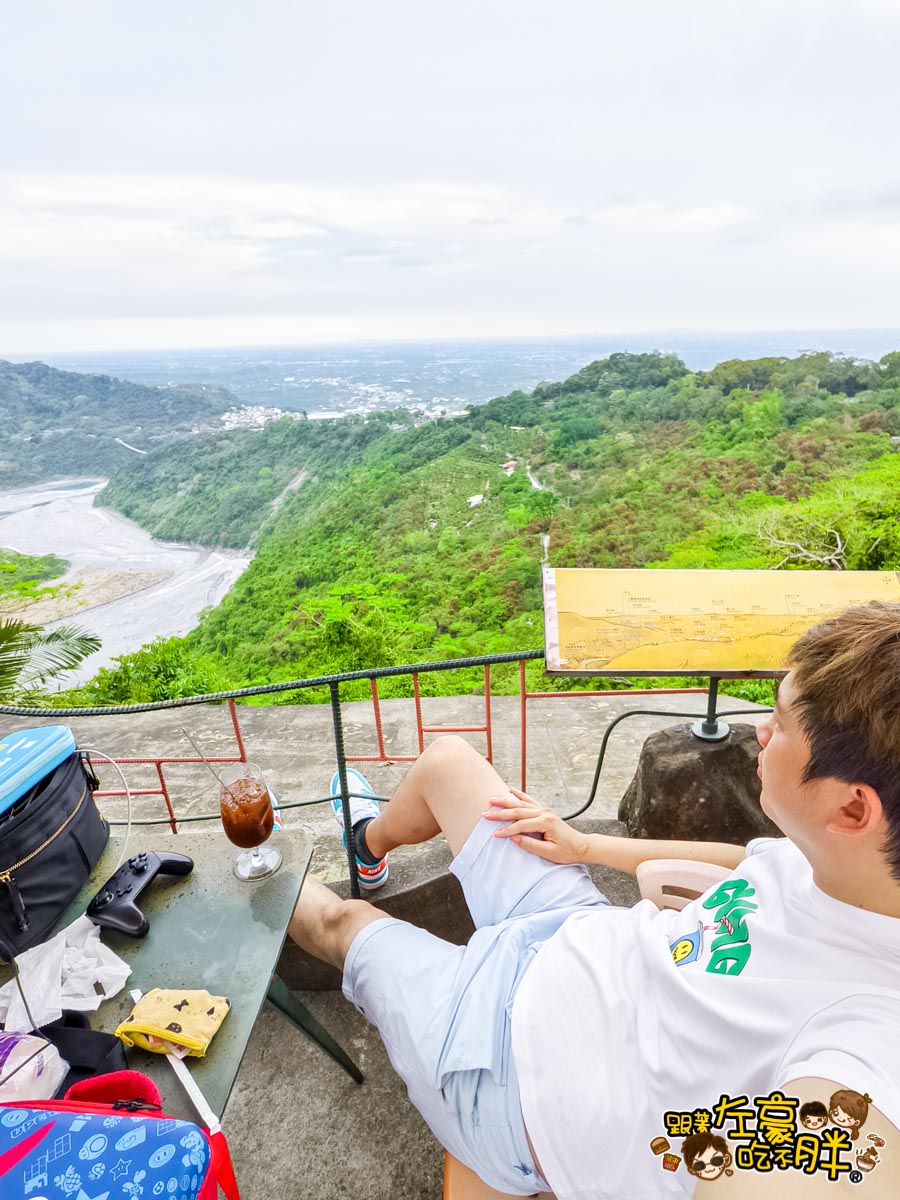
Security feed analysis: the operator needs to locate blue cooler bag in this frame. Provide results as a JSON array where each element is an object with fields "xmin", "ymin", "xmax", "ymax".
[{"xmin": 0, "ymin": 726, "xmax": 108, "ymax": 955}]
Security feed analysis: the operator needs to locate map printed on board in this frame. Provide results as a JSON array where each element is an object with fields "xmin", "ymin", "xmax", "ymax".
[{"xmin": 543, "ymin": 568, "xmax": 900, "ymax": 675}]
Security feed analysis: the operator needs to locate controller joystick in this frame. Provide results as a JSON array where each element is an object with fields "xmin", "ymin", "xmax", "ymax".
[{"xmin": 86, "ymin": 850, "xmax": 194, "ymax": 937}]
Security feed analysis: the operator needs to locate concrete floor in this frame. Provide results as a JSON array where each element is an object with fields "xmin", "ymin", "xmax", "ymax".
[{"xmin": 1, "ymin": 688, "xmax": 769, "ymax": 1200}]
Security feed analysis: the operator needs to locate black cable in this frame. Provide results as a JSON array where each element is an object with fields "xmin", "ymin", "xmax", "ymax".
[
  {"xmin": 565, "ymin": 707, "xmax": 771, "ymax": 821},
  {"xmin": 105, "ymin": 791, "xmax": 389, "ymax": 826},
  {"xmin": 0, "ymin": 932, "xmax": 41, "ymax": 1035},
  {"xmin": 330, "ymin": 683, "xmax": 361, "ymax": 899},
  {"xmin": 0, "ymin": 649, "xmax": 547, "ymax": 718}
]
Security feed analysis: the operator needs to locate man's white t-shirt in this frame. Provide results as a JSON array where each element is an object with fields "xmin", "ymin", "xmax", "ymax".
[{"xmin": 511, "ymin": 837, "xmax": 900, "ymax": 1199}]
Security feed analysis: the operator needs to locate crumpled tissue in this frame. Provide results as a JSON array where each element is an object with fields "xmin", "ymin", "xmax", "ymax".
[{"xmin": 0, "ymin": 915, "xmax": 131, "ymax": 1031}]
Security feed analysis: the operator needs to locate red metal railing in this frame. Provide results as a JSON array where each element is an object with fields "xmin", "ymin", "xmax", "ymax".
[
  {"xmin": 88, "ymin": 662, "xmax": 704, "ymax": 828},
  {"xmin": 92, "ymin": 698, "xmax": 249, "ymax": 832}
]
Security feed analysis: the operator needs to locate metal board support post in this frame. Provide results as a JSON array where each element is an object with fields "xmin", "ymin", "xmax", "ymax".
[
  {"xmin": 267, "ymin": 973, "xmax": 363, "ymax": 1084},
  {"xmin": 691, "ymin": 676, "xmax": 730, "ymax": 742}
]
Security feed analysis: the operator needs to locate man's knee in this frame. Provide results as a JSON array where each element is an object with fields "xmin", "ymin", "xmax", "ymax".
[
  {"xmin": 418, "ymin": 734, "xmax": 483, "ymax": 773},
  {"xmin": 329, "ymin": 896, "xmax": 376, "ymax": 929},
  {"xmin": 290, "ymin": 879, "xmax": 386, "ymax": 968},
  {"xmin": 319, "ymin": 895, "xmax": 381, "ymax": 945}
]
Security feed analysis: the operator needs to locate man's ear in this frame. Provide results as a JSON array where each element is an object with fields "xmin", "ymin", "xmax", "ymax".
[{"xmin": 827, "ymin": 782, "xmax": 883, "ymax": 837}]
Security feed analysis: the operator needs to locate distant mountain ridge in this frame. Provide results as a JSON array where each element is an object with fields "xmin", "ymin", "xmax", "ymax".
[{"xmin": 0, "ymin": 358, "xmax": 237, "ymax": 487}]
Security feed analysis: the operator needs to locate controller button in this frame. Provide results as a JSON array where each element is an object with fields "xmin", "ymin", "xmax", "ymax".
[
  {"xmin": 132, "ymin": 858, "xmax": 150, "ymax": 874},
  {"xmin": 94, "ymin": 891, "xmax": 114, "ymax": 909}
]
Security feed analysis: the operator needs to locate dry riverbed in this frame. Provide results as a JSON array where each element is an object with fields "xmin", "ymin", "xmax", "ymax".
[
  {"xmin": 5, "ymin": 566, "xmax": 171, "ymax": 622},
  {"xmin": 0, "ymin": 479, "xmax": 252, "ymax": 680}
]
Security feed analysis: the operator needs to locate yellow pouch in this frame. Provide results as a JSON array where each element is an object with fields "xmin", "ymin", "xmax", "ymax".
[{"xmin": 115, "ymin": 988, "xmax": 230, "ymax": 1058}]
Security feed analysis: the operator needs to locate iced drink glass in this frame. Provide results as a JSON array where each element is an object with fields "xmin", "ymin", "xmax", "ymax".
[{"xmin": 219, "ymin": 763, "xmax": 282, "ymax": 881}]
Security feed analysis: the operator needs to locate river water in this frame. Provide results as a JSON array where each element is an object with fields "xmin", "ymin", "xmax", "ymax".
[{"xmin": 0, "ymin": 479, "xmax": 252, "ymax": 683}]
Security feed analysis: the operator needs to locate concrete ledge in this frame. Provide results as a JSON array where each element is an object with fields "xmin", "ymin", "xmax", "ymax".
[{"xmin": 277, "ymin": 818, "xmax": 640, "ymax": 990}]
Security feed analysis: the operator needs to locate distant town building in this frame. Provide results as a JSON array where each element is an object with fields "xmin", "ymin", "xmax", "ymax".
[{"xmin": 219, "ymin": 405, "xmax": 289, "ymax": 430}]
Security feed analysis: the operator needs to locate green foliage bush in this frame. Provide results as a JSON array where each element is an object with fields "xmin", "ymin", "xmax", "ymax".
[
  {"xmin": 81, "ymin": 638, "xmax": 230, "ymax": 704},
  {"xmin": 0, "ymin": 550, "xmax": 69, "ymax": 603}
]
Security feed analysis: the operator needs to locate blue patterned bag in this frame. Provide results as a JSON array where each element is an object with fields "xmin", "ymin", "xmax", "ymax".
[{"xmin": 0, "ymin": 1070, "xmax": 239, "ymax": 1200}]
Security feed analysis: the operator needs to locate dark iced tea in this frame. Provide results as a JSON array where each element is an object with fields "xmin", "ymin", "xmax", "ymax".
[{"xmin": 220, "ymin": 778, "xmax": 274, "ymax": 849}]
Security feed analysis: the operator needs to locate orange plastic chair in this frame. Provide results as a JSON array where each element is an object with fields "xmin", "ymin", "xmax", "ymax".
[{"xmin": 635, "ymin": 858, "xmax": 731, "ymax": 910}]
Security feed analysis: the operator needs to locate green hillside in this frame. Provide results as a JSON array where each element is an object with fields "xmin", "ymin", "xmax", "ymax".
[
  {"xmin": 0, "ymin": 359, "xmax": 236, "ymax": 486},
  {"xmin": 76, "ymin": 350, "xmax": 900, "ymax": 705}
]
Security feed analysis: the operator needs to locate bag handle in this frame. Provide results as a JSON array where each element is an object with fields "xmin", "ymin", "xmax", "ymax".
[{"xmin": 65, "ymin": 1068, "xmax": 162, "ymax": 1109}]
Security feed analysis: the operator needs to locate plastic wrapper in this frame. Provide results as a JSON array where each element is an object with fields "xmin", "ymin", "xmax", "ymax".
[
  {"xmin": 0, "ymin": 1030, "xmax": 68, "ymax": 1101},
  {"xmin": 0, "ymin": 915, "xmax": 130, "ymax": 1030}
]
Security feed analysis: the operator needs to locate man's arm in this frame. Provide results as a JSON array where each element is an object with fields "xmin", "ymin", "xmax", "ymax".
[
  {"xmin": 696, "ymin": 1079, "xmax": 898, "ymax": 1198},
  {"xmin": 482, "ymin": 789, "xmax": 746, "ymax": 873},
  {"xmin": 578, "ymin": 832, "xmax": 744, "ymax": 875}
]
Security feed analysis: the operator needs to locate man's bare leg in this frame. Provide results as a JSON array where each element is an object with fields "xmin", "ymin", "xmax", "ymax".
[
  {"xmin": 290, "ymin": 736, "xmax": 514, "ymax": 970},
  {"xmin": 364, "ymin": 734, "xmax": 512, "ymax": 859},
  {"xmin": 288, "ymin": 878, "xmax": 388, "ymax": 968}
]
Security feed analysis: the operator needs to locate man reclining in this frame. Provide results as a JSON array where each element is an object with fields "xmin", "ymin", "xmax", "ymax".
[{"xmin": 290, "ymin": 601, "xmax": 900, "ymax": 1197}]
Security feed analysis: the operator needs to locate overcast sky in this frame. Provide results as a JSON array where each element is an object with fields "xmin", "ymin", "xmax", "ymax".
[{"xmin": 2, "ymin": 0, "xmax": 900, "ymax": 355}]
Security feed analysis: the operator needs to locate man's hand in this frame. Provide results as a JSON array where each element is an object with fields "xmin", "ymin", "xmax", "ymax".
[{"xmin": 482, "ymin": 789, "xmax": 591, "ymax": 864}]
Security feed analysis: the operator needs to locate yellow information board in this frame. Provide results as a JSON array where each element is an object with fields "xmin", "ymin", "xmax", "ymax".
[{"xmin": 543, "ymin": 568, "xmax": 900, "ymax": 675}]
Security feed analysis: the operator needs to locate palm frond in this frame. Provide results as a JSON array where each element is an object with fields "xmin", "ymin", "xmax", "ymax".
[
  {"xmin": 18, "ymin": 625, "xmax": 102, "ymax": 688},
  {"xmin": 0, "ymin": 618, "xmax": 40, "ymax": 697},
  {"xmin": 0, "ymin": 618, "xmax": 102, "ymax": 697}
]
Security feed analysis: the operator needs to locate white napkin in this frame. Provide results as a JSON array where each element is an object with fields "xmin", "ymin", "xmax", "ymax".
[{"xmin": 0, "ymin": 915, "xmax": 131, "ymax": 1030}]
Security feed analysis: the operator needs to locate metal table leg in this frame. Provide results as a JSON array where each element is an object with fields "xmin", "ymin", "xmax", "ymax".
[{"xmin": 266, "ymin": 973, "xmax": 364, "ymax": 1084}]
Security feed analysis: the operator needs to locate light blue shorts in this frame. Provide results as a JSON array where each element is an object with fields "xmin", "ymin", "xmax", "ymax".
[{"xmin": 342, "ymin": 818, "xmax": 610, "ymax": 1195}]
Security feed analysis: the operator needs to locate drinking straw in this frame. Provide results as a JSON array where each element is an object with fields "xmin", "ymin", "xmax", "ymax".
[{"xmin": 181, "ymin": 727, "xmax": 228, "ymax": 788}]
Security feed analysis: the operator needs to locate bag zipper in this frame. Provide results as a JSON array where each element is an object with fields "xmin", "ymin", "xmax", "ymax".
[
  {"xmin": 18, "ymin": 1098, "xmax": 166, "ymax": 1117},
  {"xmin": 0, "ymin": 782, "xmax": 87, "ymax": 931}
]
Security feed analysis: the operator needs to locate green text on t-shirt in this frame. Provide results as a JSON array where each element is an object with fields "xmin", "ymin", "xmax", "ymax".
[{"xmin": 702, "ymin": 879, "xmax": 759, "ymax": 976}]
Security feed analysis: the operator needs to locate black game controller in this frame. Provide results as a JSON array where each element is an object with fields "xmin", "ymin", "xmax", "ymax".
[{"xmin": 86, "ymin": 850, "xmax": 194, "ymax": 937}]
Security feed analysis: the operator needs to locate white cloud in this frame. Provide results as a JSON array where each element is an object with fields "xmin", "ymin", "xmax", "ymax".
[{"xmin": 1, "ymin": 2, "xmax": 899, "ymax": 352}]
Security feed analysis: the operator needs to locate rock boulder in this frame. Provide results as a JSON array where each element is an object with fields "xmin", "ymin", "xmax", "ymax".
[{"xmin": 618, "ymin": 723, "xmax": 782, "ymax": 844}]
